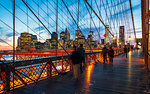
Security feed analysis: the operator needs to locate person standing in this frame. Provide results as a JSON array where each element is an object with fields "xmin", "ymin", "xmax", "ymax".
[
  {"xmin": 77, "ymin": 44, "xmax": 85, "ymax": 73},
  {"xmin": 124, "ymin": 45, "xmax": 127, "ymax": 58},
  {"xmin": 108, "ymin": 46, "xmax": 114, "ymax": 63},
  {"xmin": 128, "ymin": 46, "xmax": 130, "ymax": 52},
  {"xmin": 102, "ymin": 45, "xmax": 108, "ymax": 63},
  {"xmin": 71, "ymin": 46, "xmax": 82, "ymax": 80}
]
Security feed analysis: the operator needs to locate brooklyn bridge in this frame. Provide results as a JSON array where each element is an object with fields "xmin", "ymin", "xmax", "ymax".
[{"xmin": 0, "ymin": 0, "xmax": 150, "ymax": 94}]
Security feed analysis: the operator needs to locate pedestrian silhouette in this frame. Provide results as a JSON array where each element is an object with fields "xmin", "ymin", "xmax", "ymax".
[
  {"xmin": 108, "ymin": 46, "xmax": 114, "ymax": 63},
  {"xmin": 77, "ymin": 44, "xmax": 85, "ymax": 73},
  {"xmin": 124, "ymin": 45, "xmax": 127, "ymax": 58},
  {"xmin": 71, "ymin": 46, "xmax": 82, "ymax": 80},
  {"xmin": 102, "ymin": 45, "xmax": 108, "ymax": 63}
]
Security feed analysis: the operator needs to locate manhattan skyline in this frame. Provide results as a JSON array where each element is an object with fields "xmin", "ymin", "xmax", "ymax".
[{"xmin": 0, "ymin": 0, "xmax": 142, "ymax": 50}]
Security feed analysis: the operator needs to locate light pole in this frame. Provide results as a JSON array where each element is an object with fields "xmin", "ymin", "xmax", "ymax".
[{"xmin": 128, "ymin": 36, "xmax": 131, "ymax": 45}]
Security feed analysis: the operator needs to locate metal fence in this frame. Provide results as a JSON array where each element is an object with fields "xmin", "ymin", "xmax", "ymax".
[{"xmin": 0, "ymin": 49, "xmax": 124, "ymax": 93}]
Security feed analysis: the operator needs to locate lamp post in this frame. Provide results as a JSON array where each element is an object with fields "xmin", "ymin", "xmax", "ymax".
[{"xmin": 128, "ymin": 36, "xmax": 131, "ymax": 45}]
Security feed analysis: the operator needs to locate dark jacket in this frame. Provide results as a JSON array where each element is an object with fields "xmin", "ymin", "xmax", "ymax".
[
  {"xmin": 102, "ymin": 47, "xmax": 108, "ymax": 56},
  {"xmin": 108, "ymin": 49, "xmax": 114, "ymax": 57},
  {"xmin": 77, "ymin": 47, "xmax": 85, "ymax": 59},
  {"xmin": 124, "ymin": 47, "xmax": 127, "ymax": 53},
  {"xmin": 71, "ymin": 50, "xmax": 82, "ymax": 64}
]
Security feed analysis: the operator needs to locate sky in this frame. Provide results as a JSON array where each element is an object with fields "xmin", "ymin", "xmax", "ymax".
[{"xmin": 0, "ymin": 0, "xmax": 142, "ymax": 50}]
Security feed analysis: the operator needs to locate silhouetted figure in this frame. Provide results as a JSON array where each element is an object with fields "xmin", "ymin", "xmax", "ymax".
[
  {"xmin": 102, "ymin": 45, "xmax": 108, "ymax": 63},
  {"xmin": 71, "ymin": 46, "xmax": 82, "ymax": 80},
  {"xmin": 108, "ymin": 46, "xmax": 114, "ymax": 63},
  {"xmin": 124, "ymin": 45, "xmax": 127, "ymax": 58},
  {"xmin": 77, "ymin": 44, "xmax": 85, "ymax": 73},
  {"xmin": 128, "ymin": 46, "xmax": 130, "ymax": 52}
]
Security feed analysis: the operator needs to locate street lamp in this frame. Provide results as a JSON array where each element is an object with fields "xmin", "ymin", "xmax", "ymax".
[{"xmin": 128, "ymin": 36, "xmax": 131, "ymax": 44}]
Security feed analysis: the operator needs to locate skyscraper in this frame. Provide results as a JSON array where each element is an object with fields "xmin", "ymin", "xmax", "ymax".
[
  {"xmin": 51, "ymin": 32, "xmax": 58, "ymax": 49},
  {"xmin": 65, "ymin": 28, "xmax": 70, "ymax": 42},
  {"xmin": 74, "ymin": 29, "xmax": 85, "ymax": 47},
  {"xmin": 17, "ymin": 32, "xmax": 37, "ymax": 51},
  {"xmin": 60, "ymin": 31, "xmax": 65, "ymax": 41},
  {"xmin": 119, "ymin": 26, "xmax": 125, "ymax": 47},
  {"xmin": 59, "ymin": 28, "xmax": 71, "ymax": 49},
  {"xmin": 104, "ymin": 25, "xmax": 110, "ymax": 45},
  {"xmin": 75, "ymin": 29, "xmax": 82, "ymax": 39}
]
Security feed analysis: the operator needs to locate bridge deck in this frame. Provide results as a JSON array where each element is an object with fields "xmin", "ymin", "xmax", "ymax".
[{"xmin": 11, "ymin": 49, "xmax": 147, "ymax": 94}]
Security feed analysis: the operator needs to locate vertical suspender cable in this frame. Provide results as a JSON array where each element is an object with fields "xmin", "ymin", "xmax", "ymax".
[
  {"xmin": 84, "ymin": 0, "xmax": 114, "ymax": 37},
  {"xmin": 129, "ymin": 0, "xmax": 137, "ymax": 47},
  {"xmin": 89, "ymin": 0, "xmax": 92, "ymax": 48},
  {"xmin": 13, "ymin": 0, "xmax": 15, "ymax": 93},
  {"xmin": 77, "ymin": 0, "xmax": 79, "ymax": 27},
  {"xmin": 56, "ymin": 0, "xmax": 58, "ymax": 57}
]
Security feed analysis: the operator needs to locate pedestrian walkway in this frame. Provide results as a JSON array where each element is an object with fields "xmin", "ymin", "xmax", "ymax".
[{"xmin": 12, "ymin": 49, "xmax": 147, "ymax": 94}]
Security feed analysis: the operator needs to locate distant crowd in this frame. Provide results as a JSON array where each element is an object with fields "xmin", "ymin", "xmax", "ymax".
[{"xmin": 71, "ymin": 44, "xmax": 132, "ymax": 80}]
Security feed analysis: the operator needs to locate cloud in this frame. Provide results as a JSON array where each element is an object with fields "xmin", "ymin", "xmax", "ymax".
[
  {"xmin": 34, "ymin": 26, "xmax": 45, "ymax": 31},
  {"xmin": 0, "ymin": 27, "xmax": 19, "ymax": 44},
  {"xmin": 0, "ymin": 27, "xmax": 8, "ymax": 33},
  {"xmin": 0, "ymin": 39, "xmax": 5, "ymax": 43},
  {"xmin": 111, "ymin": 3, "xmax": 141, "ymax": 19}
]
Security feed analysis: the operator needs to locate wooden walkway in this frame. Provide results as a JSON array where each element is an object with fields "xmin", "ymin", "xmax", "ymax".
[{"xmin": 10, "ymin": 49, "xmax": 147, "ymax": 94}]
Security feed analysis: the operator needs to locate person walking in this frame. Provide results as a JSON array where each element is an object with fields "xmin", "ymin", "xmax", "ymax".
[
  {"xmin": 124, "ymin": 45, "xmax": 127, "ymax": 58},
  {"xmin": 71, "ymin": 46, "xmax": 82, "ymax": 80},
  {"xmin": 102, "ymin": 45, "xmax": 108, "ymax": 63},
  {"xmin": 108, "ymin": 46, "xmax": 114, "ymax": 63},
  {"xmin": 77, "ymin": 44, "xmax": 85, "ymax": 73}
]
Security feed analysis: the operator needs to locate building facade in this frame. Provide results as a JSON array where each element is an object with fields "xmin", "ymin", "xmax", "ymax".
[
  {"xmin": 104, "ymin": 25, "xmax": 110, "ymax": 45},
  {"xmin": 17, "ymin": 32, "xmax": 37, "ymax": 51},
  {"xmin": 119, "ymin": 26, "xmax": 125, "ymax": 47},
  {"xmin": 51, "ymin": 32, "xmax": 58, "ymax": 49}
]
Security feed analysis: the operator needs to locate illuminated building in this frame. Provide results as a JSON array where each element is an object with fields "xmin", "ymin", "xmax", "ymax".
[
  {"xmin": 75, "ymin": 29, "xmax": 82, "ymax": 39},
  {"xmin": 35, "ymin": 42, "xmax": 45, "ymax": 49},
  {"xmin": 74, "ymin": 29, "xmax": 85, "ymax": 47},
  {"xmin": 64, "ymin": 28, "xmax": 70, "ymax": 49},
  {"xmin": 60, "ymin": 32, "xmax": 65, "ymax": 41},
  {"xmin": 45, "ymin": 39, "xmax": 51, "ymax": 49},
  {"xmin": 59, "ymin": 28, "xmax": 71, "ymax": 49},
  {"xmin": 17, "ymin": 32, "xmax": 37, "ymax": 51},
  {"xmin": 65, "ymin": 28, "xmax": 70, "ymax": 42},
  {"xmin": 30, "ymin": 35, "xmax": 38, "ymax": 48},
  {"xmin": 87, "ymin": 31, "xmax": 95, "ymax": 48},
  {"xmin": 119, "ymin": 26, "xmax": 125, "ymax": 47},
  {"xmin": 111, "ymin": 37, "xmax": 117, "ymax": 47},
  {"xmin": 104, "ymin": 25, "xmax": 110, "ymax": 45},
  {"xmin": 51, "ymin": 32, "xmax": 58, "ymax": 49}
]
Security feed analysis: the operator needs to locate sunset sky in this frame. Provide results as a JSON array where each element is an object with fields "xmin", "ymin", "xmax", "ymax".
[{"xmin": 0, "ymin": 0, "xmax": 142, "ymax": 50}]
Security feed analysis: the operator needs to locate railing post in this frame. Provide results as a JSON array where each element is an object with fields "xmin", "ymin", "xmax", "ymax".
[
  {"xmin": 46, "ymin": 62, "xmax": 52, "ymax": 78},
  {"xmin": 16, "ymin": 55, "xmax": 19, "ymax": 60},
  {"xmin": 70, "ymin": 59, "xmax": 72, "ymax": 71},
  {"xmin": 1, "ymin": 65, "xmax": 10, "ymax": 92},
  {"xmin": 68, "ymin": 59, "xmax": 72, "ymax": 71},
  {"xmin": 61, "ymin": 57, "xmax": 64, "ymax": 73},
  {"xmin": 0, "ymin": 55, "xmax": 2, "ymax": 60},
  {"xmin": 93, "ymin": 54, "xmax": 96, "ymax": 62}
]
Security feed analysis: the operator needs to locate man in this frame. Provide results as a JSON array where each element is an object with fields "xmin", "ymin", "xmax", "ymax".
[
  {"xmin": 102, "ymin": 45, "xmax": 108, "ymax": 63},
  {"xmin": 71, "ymin": 46, "xmax": 82, "ymax": 80},
  {"xmin": 124, "ymin": 45, "xmax": 127, "ymax": 58},
  {"xmin": 77, "ymin": 44, "xmax": 85, "ymax": 73},
  {"xmin": 108, "ymin": 46, "xmax": 114, "ymax": 63}
]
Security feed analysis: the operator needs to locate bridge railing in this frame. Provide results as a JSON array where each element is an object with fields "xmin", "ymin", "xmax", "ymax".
[{"xmin": 0, "ymin": 48, "xmax": 124, "ymax": 93}]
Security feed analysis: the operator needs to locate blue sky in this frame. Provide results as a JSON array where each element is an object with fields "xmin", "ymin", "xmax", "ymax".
[{"xmin": 0, "ymin": 0, "xmax": 142, "ymax": 49}]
